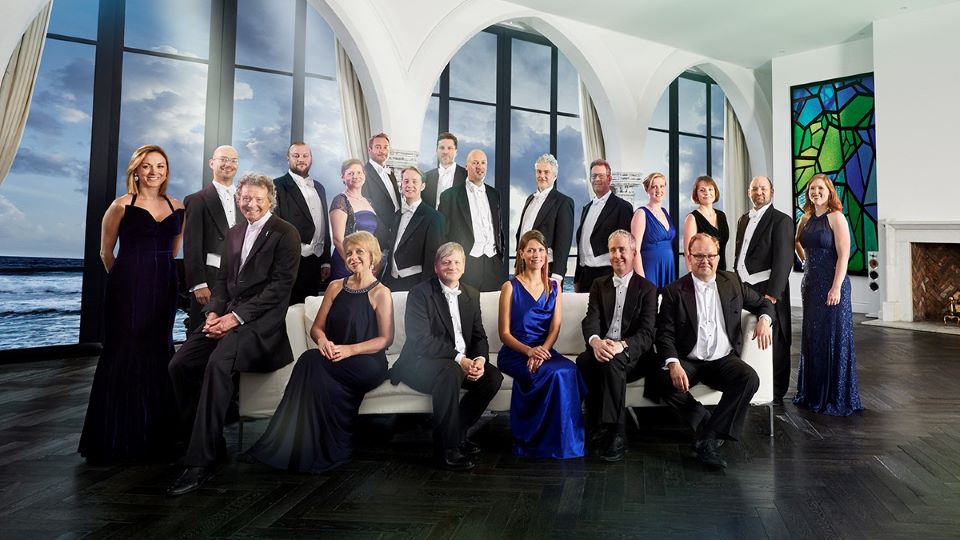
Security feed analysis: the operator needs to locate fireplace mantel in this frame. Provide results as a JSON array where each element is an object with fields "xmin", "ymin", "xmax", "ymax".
[{"xmin": 880, "ymin": 220, "xmax": 960, "ymax": 322}]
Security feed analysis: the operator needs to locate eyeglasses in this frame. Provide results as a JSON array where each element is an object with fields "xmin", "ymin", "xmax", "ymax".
[
  {"xmin": 689, "ymin": 253, "xmax": 719, "ymax": 261},
  {"xmin": 213, "ymin": 156, "xmax": 239, "ymax": 164},
  {"xmin": 590, "ymin": 173, "xmax": 609, "ymax": 179}
]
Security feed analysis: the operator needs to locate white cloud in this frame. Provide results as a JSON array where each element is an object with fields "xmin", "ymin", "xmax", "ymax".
[
  {"xmin": 234, "ymin": 81, "xmax": 254, "ymax": 101},
  {"xmin": 0, "ymin": 195, "xmax": 46, "ymax": 240},
  {"xmin": 57, "ymin": 106, "xmax": 90, "ymax": 123}
]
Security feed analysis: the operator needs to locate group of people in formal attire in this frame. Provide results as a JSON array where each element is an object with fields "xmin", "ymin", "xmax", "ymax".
[{"xmin": 77, "ymin": 132, "xmax": 863, "ymax": 496}]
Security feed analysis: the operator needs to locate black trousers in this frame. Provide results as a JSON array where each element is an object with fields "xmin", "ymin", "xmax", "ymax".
[
  {"xmin": 575, "ymin": 265, "xmax": 613, "ymax": 293},
  {"xmin": 576, "ymin": 349, "xmax": 643, "ymax": 434},
  {"xmin": 396, "ymin": 356, "xmax": 503, "ymax": 451},
  {"xmin": 656, "ymin": 353, "xmax": 759, "ymax": 441},
  {"xmin": 290, "ymin": 254, "xmax": 325, "ymax": 305},
  {"xmin": 463, "ymin": 254, "xmax": 506, "ymax": 292}
]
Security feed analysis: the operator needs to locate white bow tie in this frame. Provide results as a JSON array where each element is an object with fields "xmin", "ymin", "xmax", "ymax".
[
  {"xmin": 441, "ymin": 284, "xmax": 461, "ymax": 298},
  {"xmin": 468, "ymin": 183, "xmax": 485, "ymax": 195},
  {"xmin": 612, "ymin": 275, "xmax": 628, "ymax": 288},
  {"xmin": 749, "ymin": 207, "xmax": 761, "ymax": 219},
  {"xmin": 533, "ymin": 190, "xmax": 549, "ymax": 201},
  {"xmin": 696, "ymin": 280, "xmax": 717, "ymax": 294},
  {"xmin": 401, "ymin": 203, "xmax": 415, "ymax": 214}
]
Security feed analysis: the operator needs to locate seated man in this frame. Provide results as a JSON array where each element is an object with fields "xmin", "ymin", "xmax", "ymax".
[
  {"xmin": 577, "ymin": 230, "xmax": 657, "ymax": 462},
  {"xmin": 167, "ymin": 174, "xmax": 300, "ymax": 495},
  {"xmin": 656, "ymin": 233, "xmax": 773, "ymax": 469},
  {"xmin": 389, "ymin": 242, "xmax": 504, "ymax": 471}
]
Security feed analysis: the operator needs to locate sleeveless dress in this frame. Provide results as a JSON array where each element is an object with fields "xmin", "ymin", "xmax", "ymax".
[
  {"xmin": 247, "ymin": 278, "xmax": 388, "ymax": 473},
  {"xmin": 639, "ymin": 206, "xmax": 676, "ymax": 288},
  {"xmin": 78, "ymin": 196, "xmax": 182, "ymax": 463},
  {"xmin": 691, "ymin": 208, "xmax": 730, "ymax": 271},
  {"xmin": 793, "ymin": 212, "xmax": 863, "ymax": 416},
  {"xmin": 330, "ymin": 194, "xmax": 378, "ymax": 279},
  {"xmin": 498, "ymin": 278, "xmax": 586, "ymax": 458}
]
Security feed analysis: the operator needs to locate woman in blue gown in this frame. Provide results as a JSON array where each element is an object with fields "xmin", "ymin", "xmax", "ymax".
[
  {"xmin": 497, "ymin": 230, "xmax": 586, "ymax": 459},
  {"xmin": 330, "ymin": 159, "xmax": 379, "ymax": 279},
  {"xmin": 793, "ymin": 174, "xmax": 863, "ymax": 416},
  {"xmin": 631, "ymin": 171, "xmax": 676, "ymax": 288},
  {"xmin": 79, "ymin": 145, "xmax": 183, "ymax": 464}
]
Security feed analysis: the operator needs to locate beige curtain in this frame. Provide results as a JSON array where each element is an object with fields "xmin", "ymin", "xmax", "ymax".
[
  {"xmin": 723, "ymin": 98, "xmax": 752, "ymax": 265},
  {"xmin": 0, "ymin": 2, "xmax": 51, "ymax": 186},
  {"xmin": 336, "ymin": 38, "xmax": 371, "ymax": 160},
  {"xmin": 579, "ymin": 80, "xmax": 604, "ymax": 197}
]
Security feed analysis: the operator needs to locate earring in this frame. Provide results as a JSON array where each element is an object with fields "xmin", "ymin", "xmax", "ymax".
[{"xmin": 134, "ymin": 174, "xmax": 140, "ymax": 182}]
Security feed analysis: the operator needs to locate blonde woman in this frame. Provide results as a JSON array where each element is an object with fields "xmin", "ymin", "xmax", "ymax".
[{"xmin": 630, "ymin": 172, "xmax": 676, "ymax": 287}]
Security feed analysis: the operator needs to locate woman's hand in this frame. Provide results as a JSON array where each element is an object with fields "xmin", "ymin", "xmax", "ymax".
[
  {"xmin": 526, "ymin": 346, "xmax": 550, "ymax": 373},
  {"xmin": 826, "ymin": 285, "xmax": 841, "ymax": 306},
  {"xmin": 318, "ymin": 340, "xmax": 338, "ymax": 360}
]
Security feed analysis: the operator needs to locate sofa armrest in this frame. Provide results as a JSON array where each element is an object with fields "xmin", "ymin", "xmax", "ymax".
[
  {"xmin": 739, "ymin": 311, "xmax": 774, "ymax": 404},
  {"xmin": 285, "ymin": 303, "xmax": 308, "ymax": 361}
]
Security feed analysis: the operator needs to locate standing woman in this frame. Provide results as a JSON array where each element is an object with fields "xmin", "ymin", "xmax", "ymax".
[
  {"xmin": 682, "ymin": 175, "xmax": 729, "ymax": 270},
  {"xmin": 497, "ymin": 230, "xmax": 586, "ymax": 458},
  {"xmin": 79, "ymin": 145, "xmax": 184, "ymax": 464},
  {"xmin": 793, "ymin": 174, "xmax": 863, "ymax": 416},
  {"xmin": 329, "ymin": 159, "xmax": 378, "ymax": 279},
  {"xmin": 630, "ymin": 172, "xmax": 676, "ymax": 288}
]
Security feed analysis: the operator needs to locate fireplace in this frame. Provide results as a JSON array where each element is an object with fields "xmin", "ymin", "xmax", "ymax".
[
  {"xmin": 911, "ymin": 243, "xmax": 960, "ymax": 321},
  {"xmin": 880, "ymin": 221, "xmax": 960, "ymax": 322}
]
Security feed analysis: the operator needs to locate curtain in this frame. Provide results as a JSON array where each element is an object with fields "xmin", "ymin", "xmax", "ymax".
[
  {"xmin": 0, "ymin": 1, "xmax": 51, "ymax": 186},
  {"xmin": 723, "ymin": 98, "xmax": 752, "ymax": 265},
  {"xmin": 579, "ymin": 80, "xmax": 604, "ymax": 197},
  {"xmin": 336, "ymin": 38, "xmax": 371, "ymax": 160}
]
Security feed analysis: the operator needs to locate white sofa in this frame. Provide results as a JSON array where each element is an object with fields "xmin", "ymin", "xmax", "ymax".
[{"xmin": 239, "ymin": 291, "xmax": 774, "ymax": 436}]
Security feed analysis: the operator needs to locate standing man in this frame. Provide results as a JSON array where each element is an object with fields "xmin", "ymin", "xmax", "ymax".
[
  {"xmin": 423, "ymin": 132, "xmax": 467, "ymax": 210},
  {"xmin": 362, "ymin": 132, "xmax": 401, "ymax": 251},
  {"xmin": 656, "ymin": 233, "xmax": 773, "ymax": 469},
  {"xmin": 390, "ymin": 242, "xmax": 504, "ymax": 470},
  {"xmin": 577, "ymin": 230, "xmax": 657, "ymax": 462},
  {"xmin": 733, "ymin": 175, "xmax": 794, "ymax": 405},
  {"xmin": 273, "ymin": 142, "xmax": 330, "ymax": 304},
  {"xmin": 516, "ymin": 154, "xmax": 575, "ymax": 283},
  {"xmin": 183, "ymin": 145, "xmax": 241, "ymax": 334},
  {"xmin": 384, "ymin": 166, "xmax": 445, "ymax": 292},
  {"xmin": 574, "ymin": 159, "xmax": 633, "ymax": 293},
  {"xmin": 167, "ymin": 174, "xmax": 300, "ymax": 496},
  {"xmin": 438, "ymin": 149, "xmax": 506, "ymax": 292}
]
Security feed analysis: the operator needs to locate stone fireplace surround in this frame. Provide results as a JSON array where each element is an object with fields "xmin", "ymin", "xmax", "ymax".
[{"xmin": 880, "ymin": 220, "xmax": 960, "ymax": 323}]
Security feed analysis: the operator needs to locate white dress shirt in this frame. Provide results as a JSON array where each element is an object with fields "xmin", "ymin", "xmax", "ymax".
[
  {"xmin": 289, "ymin": 170, "xmax": 327, "ymax": 259},
  {"xmin": 579, "ymin": 191, "xmax": 611, "ymax": 267},
  {"xmin": 233, "ymin": 210, "xmax": 272, "ymax": 326},
  {"xmin": 391, "ymin": 199, "xmax": 422, "ymax": 278},
  {"xmin": 369, "ymin": 159, "xmax": 399, "ymax": 211},
  {"xmin": 441, "ymin": 282, "xmax": 467, "ymax": 363},
  {"xmin": 737, "ymin": 202, "xmax": 772, "ymax": 284},
  {"xmin": 436, "ymin": 163, "xmax": 456, "ymax": 208},
  {"xmin": 466, "ymin": 181, "xmax": 497, "ymax": 258},
  {"xmin": 665, "ymin": 274, "xmax": 733, "ymax": 367},
  {"xmin": 588, "ymin": 270, "xmax": 633, "ymax": 345}
]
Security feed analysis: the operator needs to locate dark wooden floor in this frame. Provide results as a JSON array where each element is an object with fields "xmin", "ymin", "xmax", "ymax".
[{"xmin": 2, "ymin": 317, "xmax": 960, "ymax": 539}]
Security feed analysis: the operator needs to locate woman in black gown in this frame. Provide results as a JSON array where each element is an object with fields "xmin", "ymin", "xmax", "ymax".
[
  {"xmin": 246, "ymin": 230, "xmax": 393, "ymax": 472},
  {"xmin": 79, "ymin": 145, "xmax": 184, "ymax": 464},
  {"xmin": 682, "ymin": 175, "xmax": 729, "ymax": 271}
]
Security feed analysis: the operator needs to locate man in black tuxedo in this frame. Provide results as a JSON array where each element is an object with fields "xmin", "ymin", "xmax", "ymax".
[
  {"xmin": 575, "ymin": 159, "xmax": 633, "ymax": 293},
  {"xmin": 734, "ymin": 175, "xmax": 794, "ymax": 404},
  {"xmin": 390, "ymin": 242, "xmax": 503, "ymax": 470},
  {"xmin": 384, "ymin": 167, "xmax": 445, "ymax": 291},
  {"xmin": 423, "ymin": 132, "xmax": 467, "ymax": 211},
  {"xmin": 656, "ymin": 233, "xmax": 773, "ymax": 469},
  {"xmin": 167, "ymin": 174, "xmax": 300, "ymax": 495},
  {"xmin": 361, "ymin": 132, "xmax": 401, "ymax": 252},
  {"xmin": 516, "ymin": 154, "xmax": 574, "ymax": 283},
  {"xmin": 438, "ymin": 149, "xmax": 506, "ymax": 291},
  {"xmin": 273, "ymin": 142, "xmax": 331, "ymax": 304},
  {"xmin": 183, "ymin": 145, "xmax": 241, "ymax": 333},
  {"xmin": 577, "ymin": 230, "xmax": 657, "ymax": 462}
]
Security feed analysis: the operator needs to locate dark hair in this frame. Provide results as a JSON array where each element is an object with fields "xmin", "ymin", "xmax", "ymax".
[
  {"xmin": 691, "ymin": 175, "xmax": 720, "ymax": 204},
  {"xmin": 515, "ymin": 230, "xmax": 550, "ymax": 294},
  {"xmin": 589, "ymin": 158, "xmax": 611, "ymax": 175},
  {"xmin": 437, "ymin": 132, "xmax": 458, "ymax": 148},
  {"xmin": 368, "ymin": 132, "xmax": 390, "ymax": 146}
]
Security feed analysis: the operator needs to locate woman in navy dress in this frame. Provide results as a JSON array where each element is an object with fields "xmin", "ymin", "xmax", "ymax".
[
  {"xmin": 497, "ymin": 230, "xmax": 586, "ymax": 459},
  {"xmin": 246, "ymin": 231, "xmax": 393, "ymax": 472},
  {"xmin": 682, "ymin": 175, "xmax": 730, "ymax": 271},
  {"xmin": 79, "ymin": 145, "xmax": 183, "ymax": 464},
  {"xmin": 793, "ymin": 174, "xmax": 863, "ymax": 416},
  {"xmin": 330, "ymin": 159, "xmax": 379, "ymax": 279},
  {"xmin": 631, "ymin": 171, "xmax": 676, "ymax": 288}
]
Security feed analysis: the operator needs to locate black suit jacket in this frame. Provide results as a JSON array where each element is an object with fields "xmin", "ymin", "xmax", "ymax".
[
  {"xmin": 361, "ymin": 160, "xmax": 401, "ymax": 247},
  {"xmin": 733, "ymin": 206, "xmax": 794, "ymax": 343},
  {"xmin": 437, "ymin": 182, "xmax": 505, "ymax": 260},
  {"xmin": 656, "ymin": 271, "xmax": 774, "ymax": 365},
  {"xmin": 183, "ymin": 183, "xmax": 239, "ymax": 291},
  {"xmin": 272, "ymin": 172, "xmax": 331, "ymax": 264},
  {"xmin": 423, "ymin": 165, "xmax": 467, "ymax": 209},
  {"xmin": 582, "ymin": 272, "xmax": 658, "ymax": 364},
  {"xmin": 389, "ymin": 202, "xmax": 445, "ymax": 280},
  {"xmin": 517, "ymin": 188, "xmax": 575, "ymax": 279},
  {"xmin": 206, "ymin": 214, "xmax": 300, "ymax": 372},
  {"xmin": 390, "ymin": 278, "xmax": 488, "ymax": 384},
  {"xmin": 574, "ymin": 193, "xmax": 634, "ymax": 282}
]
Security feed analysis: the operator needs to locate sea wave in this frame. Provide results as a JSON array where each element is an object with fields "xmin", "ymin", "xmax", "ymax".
[{"xmin": 0, "ymin": 274, "xmax": 82, "ymax": 295}]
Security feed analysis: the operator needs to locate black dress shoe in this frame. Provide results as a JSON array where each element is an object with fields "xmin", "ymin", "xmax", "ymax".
[
  {"xmin": 588, "ymin": 427, "xmax": 610, "ymax": 448},
  {"xmin": 441, "ymin": 449, "xmax": 475, "ymax": 471},
  {"xmin": 458, "ymin": 440, "xmax": 481, "ymax": 456},
  {"xmin": 693, "ymin": 439, "xmax": 727, "ymax": 469},
  {"xmin": 599, "ymin": 434, "xmax": 626, "ymax": 463},
  {"xmin": 167, "ymin": 466, "xmax": 213, "ymax": 496}
]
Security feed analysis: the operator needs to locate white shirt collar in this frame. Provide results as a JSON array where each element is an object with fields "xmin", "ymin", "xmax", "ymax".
[
  {"xmin": 246, "ymin": 211, "xmax": 272, "ymax": 229},
  {"xmin": 467, "ymin": 180, "xmax": 486, "ymax": 194},
  {"xmin": 691, "ymin": 273, "xmax": 717, "ymax": 292},
  {"xmin": 213, "ymin": 181, "xmax": 235, "ymax": 196},
  {"xmin": 534, "ymin": 184, "xmax": 553, "ymax": 200},
  {"xmin": 612, "ymin": 270, "xmax": 634, "ymax": 287},
  {"xmin": 440, "ymin": 281, "xmax": 461, "ymax": 296},
  {"xmin": 438, "ymin": 163, "xmax": 455, "ymax": 174},
  {"xmin": 289, "ymin": 170, "xmax": 309, "ymax": 185},
  {"xmin": 369, "ymin": 159, "xmax": 387, "ymax": 175},
  {"xmin": 402, "ymin": 198, "xmax": 422, "ymax": 213},
  {"xmin": 749, "ymin": 202, "xmax": 772, "ymax": 219},
  {"xmin": 593, "ymin": 190, "xmax": 611, "ymax": 204}
]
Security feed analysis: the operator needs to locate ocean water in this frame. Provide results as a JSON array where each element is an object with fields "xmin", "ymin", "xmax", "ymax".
[{"xmin": 0, "ymin": 256, "xmax": 186, "ymax": 350}]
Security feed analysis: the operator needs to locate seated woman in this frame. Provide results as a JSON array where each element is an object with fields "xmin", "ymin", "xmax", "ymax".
[
  {"xmin": 497, "ymin": 230, "xmax": 586, "ymax": 459},
  {"xmin": 330, "ymin": 159, "xmax": 379, "ymax": 279},
  {"xmin": 245, "ymin": 231, "xmax": 393, "ymax": 472}
]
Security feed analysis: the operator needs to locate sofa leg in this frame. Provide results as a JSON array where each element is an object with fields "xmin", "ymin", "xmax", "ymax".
[
  {"xmin": 626, "ymin": 407, "xmax": 640, "ymax": 430},
  {"xmin": 238, "ymin": 419, "xmax": 244, "ymax": 450},
  {"xmin": 768, "ymin": 404, "xmax": 774, "ymax": 437}
]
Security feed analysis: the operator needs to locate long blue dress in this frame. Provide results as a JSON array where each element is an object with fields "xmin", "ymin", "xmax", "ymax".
[
  {"xmin": 498, "ymin": 278, "xmax": 586, "ymax": 458},
  {"xmin": 330, "ymin": 194, "xmax": 378, "ymax": 279},
  {"xmin": 794, "ymin": 212, "xmax": 863, "ymax": 416},
  {"xmin": 639, "ymin": 206, "xmax": 676, "ymax": 288}
]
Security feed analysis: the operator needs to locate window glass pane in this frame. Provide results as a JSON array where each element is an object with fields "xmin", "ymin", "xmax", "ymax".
[
  {"xmin": 557, "ymin": 115, "xmax": 588, "ymax": 213},
  {"xmin": 418, "ymin": 96, "xmax": 440, "ymax": 173},
  {"xmin": 303, "ymin": 76, "xmax": 346, "ymax": 199},
  {"xmin": 448, "ymin": 101, "xmax": 496, "ymax": 185},
  {"xmin": 639, "ymin": 130, "xmax": 669, "ymax": 206},
  {"xmin": 48, "ymin": 0, "xmax": 99, "ymax": 40},
  {"xmin": 305, "ymin": 5, "xmax": 336, "ymax": 77},
  {"xmin": 711, "ymin": 84, "xmax": 725, "ymax": 137},
  {"xmin": 678, "ymin": 134, "xmax": 708, "ymax": 230},
  {"xmin": 233, "ymin": 69, "xmax": 293, "ymax": 176},
  {"xmin": 235, "ymin": 0, "xmax": 295, "ymax": 71},
  {"xmin": 125, "ymin": 0, "xmax": 210, "ymax": 59},
  {"xmin": 449, "ymin": 32, "xmax": 496, "ymax": 103},
  {"xmin": 511, "ymin": 39, "xmax": 550, "ymax": 111},
  {"xmin": 117, "ymin": 53, "xmax": 207, "ymax": 200},
  {"xmin": 1, "ymin": 40, "xmax": 95, "ymax": 348},
  {"xmin": 557, "ymin": 52, "xmax": 579, "ymax": 115},
  {"xmin": 508, "ymin": 110, "xmax": 549, "ymax": 253},
  {"xmin": 650, "ymin": 86, "xmax": 669, "ymax": 130},
  {"xmin": 711, "ymin": 138, "xmax": 724, "ymax": 211},
  {"xmin": 678, "ymin": 77, "xmax": 707, "ymax": 135}
]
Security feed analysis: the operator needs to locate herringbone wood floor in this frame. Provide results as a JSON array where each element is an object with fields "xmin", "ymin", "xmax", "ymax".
[{"xmin": 2, "ymin": 316, "xmax": 959, "ymax": 539}]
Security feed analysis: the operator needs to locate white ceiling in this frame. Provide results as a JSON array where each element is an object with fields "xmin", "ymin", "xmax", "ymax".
[{"xmin": 508, "ymin": 0, "xmax": 960, "ymax": 68}]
